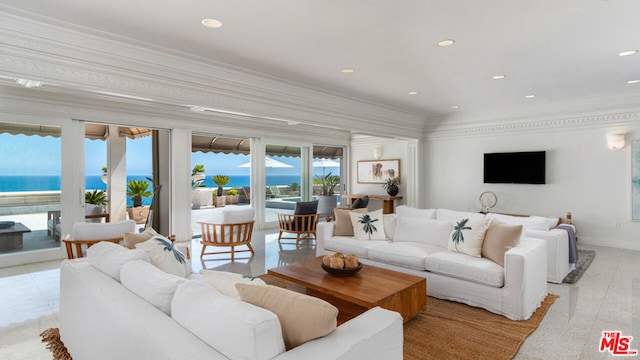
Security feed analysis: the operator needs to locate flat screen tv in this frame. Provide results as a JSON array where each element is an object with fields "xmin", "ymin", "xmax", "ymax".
[{"xmin": 483, "ymin": 151, "xmax": 546, "ymax": 184}]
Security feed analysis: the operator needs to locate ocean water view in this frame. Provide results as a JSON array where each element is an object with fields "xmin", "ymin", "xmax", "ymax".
[{"xmin": 0, "ymin": 175, "xmax": 303, "ymax": 192}]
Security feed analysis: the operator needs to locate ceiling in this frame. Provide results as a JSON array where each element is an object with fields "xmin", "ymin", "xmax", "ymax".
[{"xmin": 1, "ymin": 0, "xmax": 639, "ymax": 125}]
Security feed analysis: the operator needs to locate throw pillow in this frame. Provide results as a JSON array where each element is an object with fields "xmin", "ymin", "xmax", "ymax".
[
  {"xmin": 332, "ymin": 208, "xmax": 367, "ymax": 236},
  {"xmin": 86, "ymin": 241, "xmax": 150, "ymax": 281},
  {"xmin": 482, "ymin": 219, "xmax": 522, "ymax": 267},
  {"xmin": 349, "ymin": 209, "xmax": 386, "ymax": 240},
  {"xmin": 447, "ymin": 218, "xmax": 489, "ymax": 257},
  {"xmin": 350, "ymin": 196, "xmax": 369, "ymax": 209},
  {"xmin": 395, "ymin": 206, "xmax": 436, "ymax": 219},
  {"xmin": 120, "ymin": 259, "xmax": 185, "ymax": 315},
  {"xmin": 393, "ymin": 217, "xmax": 452, "ymax": 247},
  {"xmin": 135, "ymin": 235, "xmax": 192, "ymax": 277},
  {"xmin": 202, "ymin": 270, "xmax": 266, "ymax": 299},
  {"xmin": 235, "ymin": 283, "xmax": 338, "ymax": 350},
  {"xmin": 294, "ymin": 200, "xmax": 319, "ymax": 215},
  {"xmin": 123, "ymin": 227, "xmax": 158, "ymax": 249}
]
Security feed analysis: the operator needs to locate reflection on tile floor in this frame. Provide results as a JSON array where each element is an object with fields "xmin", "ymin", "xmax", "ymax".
[{"xmin": 0, "ymin": 237, "xmax": 638, "ymax": 359}]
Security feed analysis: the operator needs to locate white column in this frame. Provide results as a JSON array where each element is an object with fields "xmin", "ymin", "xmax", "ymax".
[
  {"xmin": 107, "ymin": 125, "xmax": 127, "ymax": 222},
  {"xmin": 171, "ymin": 128, "xmax": 192, "ymax": 240}
]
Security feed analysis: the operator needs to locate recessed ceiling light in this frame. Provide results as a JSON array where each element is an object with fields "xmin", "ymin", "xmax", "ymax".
[
  {"xmin": 438, "ymin": 39, "xmax": 455, "ymax": 47},
  {"xmin": 408, "ymin": 91, "xmax": 418, "ymax": 95},
  {"xmin": 340, "ymin": 68, "xmax": 354, "ymax": 74},
  {"xmin": 628, "ymin": 80, "xmax": 640, "ymax": 84},
  {"xmin": 201, "ymin": 19, "xmax": 222, "ymax": 28},
  {"xmin": 525, "ymin": 94, "xmax": 536, "ymax": 98},
  {"xmin": 618, "ymin": 50, "xmax": 638, "ymax": 57},
  {"xmin": 450, "ymin": 105, "xmax": 460, "ymax": 109},
  {"xmin": 492, "ymin": 75, "xmax": 506, "ymax": 80}
]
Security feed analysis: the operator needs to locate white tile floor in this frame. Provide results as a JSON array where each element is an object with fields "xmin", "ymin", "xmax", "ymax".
[{"xmin": 0, "ymin": 239, "xmax": 637, "ymax": 359}]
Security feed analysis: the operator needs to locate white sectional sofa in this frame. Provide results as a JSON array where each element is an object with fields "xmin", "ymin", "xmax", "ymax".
[
  {"xmin": 316, "ymin": 207, "xmax": 549, "ymax": 321},
  {"xmin": 60, "ymin": 242, "xmax": 403, "ymax": 360}
]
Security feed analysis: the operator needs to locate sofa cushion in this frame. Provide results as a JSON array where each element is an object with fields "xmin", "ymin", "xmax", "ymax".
[
  {"xmin": 86, "ymin": 241, "xmax": 150, "ymax": 281},
  {"xmin": 368, "ymin": 242, "xmax": 445, "ymax": 271},
  {"xmin": 120, "ymin": 259, "xmax": 185, "ymax": 316},
  {"xmin": 482, "ymin": 219, "xmax": 522, "ymax": 267},
  {"xmin": 324, "ymin": 237, "xmax": 390, "ymax": 258},
  {"xmin": 202, "ymin": 270, "xmax": 266, "ymax": 299},
  {"xmin": 171, "ymin": 281, "xmax": 285, "ymax": 360},
  {"xmin": 447, "ymin": 218, "xmax": 489, "ymax": 258},
  {"xmin": 436, "ymin": 209, "xmax": 486, "ymax": 224},
  {"xmin": 135, "ymin": 236, "xmax": 192, "ymax": 278},
  {"xmin": 425, "ymin": 251, "xmax": 505, "ymax": 287},
  {"xmin": 123, "ymin": 227, "xmax": 158, "ymax": 249},
  {"xmin": 485, "ymin": 213, "xmax": 549, "ymax": 232},
  {"xmin": 294, "ymin": 200, "xmax": 319, "ymax": 215},
  {"xmin": 221, "ymin": 206, "xmax": 255, "ymax": 223},
  {"xmin": 395, "ymin": 206, "xmax": 436, "ymax": 219},
  {"xmin": 236, "ymin": 283, "xmax": 338, "ymax": 350},
  {"xmin": 393, "ymin": 217, "xmax": 452, "ymax": 247},
  {"xmin": 332, "ymin": 208, "xmax": 367, "ymax": 236},
  {"xmin": 350, "ymin": 209, "xmax": 386, "ymax": 240}
]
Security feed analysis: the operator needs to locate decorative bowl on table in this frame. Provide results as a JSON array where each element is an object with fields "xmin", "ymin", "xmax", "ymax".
[
  {"xmin": 321, "ymin": 262, "xmax": 363, "ymax": 277},
  {"xmin": 0, "ymin": 221, "xmax": 15, "ymax": 229}
]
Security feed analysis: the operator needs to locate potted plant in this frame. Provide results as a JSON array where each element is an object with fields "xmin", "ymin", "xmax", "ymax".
[
  {"xmin": 101, "ymin": 166, "xmax": 108, "ymax": 184},
  {"xmin": 226, "ymin": 188, "xmax": 239, "ymax": 204},
  {"xmin": 314, "ymin": 172, "xmax": 340, "ymax": 216},
  {"xmin": 289, "ymin": 182, "xmax": 300, "ymax": 196},
  {"xmin": 85, "ymin": 189, "xmax": 107, "ymax": 223},
  {"xmin": 126, "ymin": 179, "xmax": 152, "ymax": 223},
  {"xmin": 191, "ymin": 164, "xmax": 206, "ymax": 189},
  {"xmin": 191, "ymin": 164, "xmax": 211, "ymax": 209},
  {"xmin": 211, "ymin": 174, "xmax": 231, "ymax": 207},
  {"xmin": 382, "ymin": 177, "xmax": 400, "ymax": 196}
]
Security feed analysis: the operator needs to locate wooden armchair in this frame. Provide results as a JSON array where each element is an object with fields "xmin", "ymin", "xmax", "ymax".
[
  {"xmin": 277, "ymin": 213, "xmax": 320, "ymax": 245},
  {"xmin": 198, "ymin": 207, "xmax": 256, "ymax": 260},
  {"xmin": 63, "ymin": 220, "xmax": 135, "ymax": 259}
]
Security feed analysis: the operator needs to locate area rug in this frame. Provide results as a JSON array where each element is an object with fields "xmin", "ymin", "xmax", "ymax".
[
  {"xmin": 562, "ymin": 249, "xmax": 596, "ymax": 284},
  {"xmin": 259, "ymin": 274, "xmax": 557, "ymax": 360},
  {"xmin": 40, "ymin": 328, "xmax": 71, "ymax": 360}
]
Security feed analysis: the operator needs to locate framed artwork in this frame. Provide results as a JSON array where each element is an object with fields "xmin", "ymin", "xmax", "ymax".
[
  {"xmin": 357, "ymin": 159, "xmax": 400, "ymax": 184},
  {"xmin": 633, "ymin": 140, "xmax": 640, "ymax": 221}
]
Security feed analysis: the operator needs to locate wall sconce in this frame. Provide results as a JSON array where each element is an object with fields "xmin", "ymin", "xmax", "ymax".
[
  {"xmin": 607, "ymin": 133, "xmax": 625, "ymax": 150},
  {"xmin": 373, "ymin": 145, "xmax": 383, "ymax": 159}
]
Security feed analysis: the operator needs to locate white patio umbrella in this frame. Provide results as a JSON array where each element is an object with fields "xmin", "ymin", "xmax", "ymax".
[
  {"xmin": 313, "ymin": 158, "xmax": 340, "ymax": 176},
  {"xmin": 238, "ymin": 156, "xmax": 293, "ymax": 168}
]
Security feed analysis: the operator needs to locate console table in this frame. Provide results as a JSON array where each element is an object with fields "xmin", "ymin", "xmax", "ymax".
[{"xmin": 342, "ymin": 194, "xmax": 403, "ymax": 214}]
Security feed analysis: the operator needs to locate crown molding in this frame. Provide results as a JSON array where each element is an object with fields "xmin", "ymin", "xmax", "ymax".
[
  {"xmin": 0, "ymin": 9, "xmax": 425, "ymax": 140},
  {"xmin": 425, "ymin": 111, "xmax": 640, "ymax": 139}
]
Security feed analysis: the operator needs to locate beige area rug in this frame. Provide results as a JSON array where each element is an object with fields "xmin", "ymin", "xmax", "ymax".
[
  {"xmin": 42, "ymin": 276, "xmax": 556, "ymax": 360},
  {"xmin": 259, "ymin": 274, "xmax": 558, "ymax": 360}
]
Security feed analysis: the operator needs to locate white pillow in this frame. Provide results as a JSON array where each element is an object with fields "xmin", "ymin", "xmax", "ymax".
[
  {"xmin": 393, "ymin": 217, "xmax": 452, "ymax": 248},
  {"xmin": 86, "ymin": 241, "xmax": 150, "ymax": 281},
  {"xmin": 202, "ymin": 270, "xmax": 266, "ymax": 299},
  {"xmin": 546, "ymin": 216, "xmax": 560, "ymax": 229},
  {"xmin": 135, "ymin": 235, "xmax": 192, "ymax": 277},
  {"xmin": 396, "ymin": 206, "xmax": 437, "ymax": 219},
  {"xmin": 171, "ymin": 281, "xmax": 285, "ymax": 360},
  {"xmin": 447, "ymin": 218, "xmax": 489, "ymax": 257},
  {"xmin": 120, "ymin": 260, "xmax": 186, "ymax": 316},
  {"xmin": 486, "ymin": 213, "xmax": 549, "ymax": 232},
  {"xmin": 436, "ymin": 209, "xmax": 486, "ymax": 224},
  {"xmin": 349, "ymin": 209, "xmax": 386, "ymax": 240},
  {"xmin": 221, "ymin": 206, "xmax": 255, "ymax": 223}
]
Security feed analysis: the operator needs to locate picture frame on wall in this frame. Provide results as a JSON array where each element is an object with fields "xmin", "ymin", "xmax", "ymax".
[
  {"xmin": 633, "ymin": 140, "xmax": 640, "ymax": 221},
  {"xmin": 357, "ymin": 159, "xmax": 401, "ymax": 184}
]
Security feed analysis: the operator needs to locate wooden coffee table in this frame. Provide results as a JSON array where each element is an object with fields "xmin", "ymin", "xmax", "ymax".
[{"xmin": 268, "ymin": 256, "xmax": 426, "ymax": 324}]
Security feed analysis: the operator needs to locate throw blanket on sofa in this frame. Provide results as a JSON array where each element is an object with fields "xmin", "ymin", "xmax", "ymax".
[{"xmin": 555, "ymin": 224, "xmax": 578, "ymax": 264}]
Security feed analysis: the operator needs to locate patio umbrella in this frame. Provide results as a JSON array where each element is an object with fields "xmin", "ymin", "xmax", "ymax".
[
  {"xmin": 313, "ymin": 158, "xmax": 340, "ymax": 176},
  {"xmin": 238, "ymin": 156, "xmax": 293, "ymax": 168}
]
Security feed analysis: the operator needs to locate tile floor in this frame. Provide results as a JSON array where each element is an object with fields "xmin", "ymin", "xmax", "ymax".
[{"xmin": 0, "ymin": 236, "xmax": 637, "ymax": 359}]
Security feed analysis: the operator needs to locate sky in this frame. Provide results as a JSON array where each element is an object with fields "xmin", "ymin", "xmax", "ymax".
[{"xmin": 1, "ymin": 133, "xmax": 338, "ymax": 177}]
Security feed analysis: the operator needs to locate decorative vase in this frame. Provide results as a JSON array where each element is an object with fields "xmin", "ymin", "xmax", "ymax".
[{"xmin": 386, "ymin": 185, "xmax": 399, "ymax": 196}]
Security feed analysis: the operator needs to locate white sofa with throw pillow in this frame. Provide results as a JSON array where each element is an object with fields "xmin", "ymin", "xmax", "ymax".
[
  {"xmin": 316, "ymin": 206, "xmax": 548, "ymax": 321},
  {"xmin": 60, "ymin": 239, "xmax": 403, "ymax": 360}
]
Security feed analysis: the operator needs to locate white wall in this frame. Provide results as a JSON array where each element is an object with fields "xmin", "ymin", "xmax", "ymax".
[{"xmin": 425, "ymin": 123, "xmax": 640, "ymax": 250}]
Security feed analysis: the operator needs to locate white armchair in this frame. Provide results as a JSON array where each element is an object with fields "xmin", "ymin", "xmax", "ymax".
[
  {"xmin": 198, "ymin": 206, "xmax": 255, "ymax": 260},
  {"xmin": 63, "ymin": 220, "xmax": 136, "ymax": 259}
]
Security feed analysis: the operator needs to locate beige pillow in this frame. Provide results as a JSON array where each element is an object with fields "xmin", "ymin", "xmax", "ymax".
[
  {"xmin": 235, "ymin": 283, "xmax": 338, "ymax": 350},
  {"xmin": 124, "ymin": 227, "xmax": 158, "ymax": 249},
  {"xmin": 482, "ymin": 219, "xmax": 522, "ymax": 266},
  {"xmin": 350, "ymin": 209, "xmax": 386, "ymax": 240},
  {"xmin": 332, "ymin": 208, "xmax": 367, "ymax": 236},
  {"xmin": 447, "ymin": 218, "xmax": 489, "ymax": 257}
]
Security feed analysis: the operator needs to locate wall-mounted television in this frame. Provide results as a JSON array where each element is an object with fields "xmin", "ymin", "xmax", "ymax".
[{"xmin": 483, "ymin": 151, "xmax": 546, "ymax": 184}]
